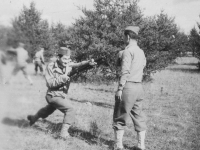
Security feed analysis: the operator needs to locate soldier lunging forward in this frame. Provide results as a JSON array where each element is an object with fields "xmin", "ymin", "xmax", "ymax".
[{"xmin": 27, "ymin": 47, "xmax": 96, "ymax": 139}]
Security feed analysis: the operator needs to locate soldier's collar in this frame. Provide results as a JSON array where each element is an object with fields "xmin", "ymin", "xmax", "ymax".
[{"xmin": 126, "ymin": 40, "xmax": 138, "ymax": 49}]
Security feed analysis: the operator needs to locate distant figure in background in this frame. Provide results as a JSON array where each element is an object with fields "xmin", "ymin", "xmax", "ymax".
[
  {"xmin": 0, "ymin": 51, "xmax": 6, "ymax": 84},
  {"xmin": 4, "ymin": 42, "xmax": 33, "ymax": 85},
  {"xmin": 33, "ymin": 47, "xmax": 45, "ymax": 75}
]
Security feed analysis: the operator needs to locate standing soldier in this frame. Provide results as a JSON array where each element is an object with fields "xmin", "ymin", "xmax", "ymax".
[
  {"xmin": 4, "ymin": 42, "xmax": 33, "ymax": 85},
  {"xmin": 113, "ymin": 26, "xmax": 147, "ymax": 150},
  {"xmin": 34, "ymin": 47, "xmax": 45, "ymax": 75},
  {"xmin": 27, "ymin": 47, "xmax": 96, "ymax": 139}
]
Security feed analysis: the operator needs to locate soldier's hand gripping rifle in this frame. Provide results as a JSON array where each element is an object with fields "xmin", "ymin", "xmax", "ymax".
[{"xmin": 68, "ymin": 57, "xmax": 105, "ymax": 77}]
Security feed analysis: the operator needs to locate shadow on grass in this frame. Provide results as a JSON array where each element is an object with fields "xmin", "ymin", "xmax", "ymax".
[
  {"xmin": 85, "ymin": 87, "xmax": 115, "ymax": 93},
  {"xmin": 167, "ymin": 67, "xmax": 200, "ymax": 74},
  {"xmin": 1, "ymin": 117, "xmax": 29, "ymax": 128},
  {"xmin": 40, "ymin": 120, "xmax": 116, "ymax": 149},
  {"xmin": 43, "ymin": 120, "xmax": 133, "ymax": 150},
  {"xmin": 1, "ymin": 118, "xmax": 134, "ymax": 149},
  {"xmin": 1, "ymin": 117, "xmax": 50, "ymax": 133},
  {"xmin": 70, "ymin": 98, "xmax": 114, "ymax": 109},
  {"xmin": 1, "ymin": 117, "xmax": 121, "ymax": 149}
]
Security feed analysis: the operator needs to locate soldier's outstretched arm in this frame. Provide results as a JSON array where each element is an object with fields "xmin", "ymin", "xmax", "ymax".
[{"xmin": 69, "ymin": 59, "xmax": 96, "ymax": 68}]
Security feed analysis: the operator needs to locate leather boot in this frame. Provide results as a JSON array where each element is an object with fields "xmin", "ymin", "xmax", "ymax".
[
  {"xmin": 113, "ymin": 129, "xmax": 124, "ymax": 149},
  {"xmin": 27, "ymin": 114, "xmax": 39, "ymax": 126},
  {"xmin": 137, "ymin": 130, "xmax": 146, "ymax": 150},
  {"xmin": 60, "ymin": 124, "xmax": 70, "ymax": 139}
]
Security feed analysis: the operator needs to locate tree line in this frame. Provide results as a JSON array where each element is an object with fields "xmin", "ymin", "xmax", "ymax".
[{"xmin": 0, "ymin": 0, "xmax": 199, "ymax": 82}]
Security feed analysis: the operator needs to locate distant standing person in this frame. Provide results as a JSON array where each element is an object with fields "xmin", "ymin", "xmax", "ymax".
[
  {"xmin": 27, "ymin": 47, "xmax": 96, "ymax": 139},
  {"xmin": 34, "ymin": 47, "xmax": 45, "ymax": 75},
  {"xmin": 113, "ymin": 26, "xmax": 147, "ymax": 150},
  {"xmin": 4, "ymin": 42, "xmax": 33, "ymax": 85},
  {"xmin": 0, "ymin": 51, "xmax": 6, "ymax": 84}
]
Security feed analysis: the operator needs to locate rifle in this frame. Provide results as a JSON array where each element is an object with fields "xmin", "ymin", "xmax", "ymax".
[
  {"xmin": 68, "ymin": 57, "xmax": 105, "ymax": 77},
  {"xmin": 68, "ymin": 49, "xmax": 123, "ymax": 77}
]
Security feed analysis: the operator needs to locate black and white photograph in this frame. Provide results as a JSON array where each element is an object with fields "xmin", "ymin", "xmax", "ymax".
[{"xmin": 0, "ymin": 0, "xmax": 199, "ymax": 150}]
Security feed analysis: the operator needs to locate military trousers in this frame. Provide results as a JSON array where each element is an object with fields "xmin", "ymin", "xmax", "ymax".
[
  {"xmin": 36, "ymin": 95, "xmax": 75, "ymax": 125},
  {"xmin": 113, "ymin": 82, "xmax": 147, "ymax": 132},
  {"xmin": 34, "ymin": 61, "xmax": 43, "ymax": 73}
]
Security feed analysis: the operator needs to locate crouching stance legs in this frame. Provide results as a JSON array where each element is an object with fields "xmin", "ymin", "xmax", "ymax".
[{"xmin": 27, "ymin": 95, "xmax": 75, "ymax": 139}]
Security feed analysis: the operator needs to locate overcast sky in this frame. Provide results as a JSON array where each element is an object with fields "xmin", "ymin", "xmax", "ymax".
[{"xmin": 0, "ymin": 0, "xmax": 200, "ymax": 34}]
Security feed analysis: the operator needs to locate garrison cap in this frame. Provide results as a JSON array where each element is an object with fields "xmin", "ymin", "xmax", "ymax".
[
  {"xmin": 125, "ymin": 26, "xmax": 140, "ymax": 35},
  {"xmin": 58, "ymin": 47, "xmax": 71, "ymax": 56}
]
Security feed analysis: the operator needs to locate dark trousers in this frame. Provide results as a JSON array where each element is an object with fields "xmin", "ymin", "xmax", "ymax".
[
  {"xmin": 34, "ymin": 61, "xmax": 43, "ymax": 73},
  {"xmin": 113, "ymin": 82, "xmax": 147, "ymax": 132},
  {"xmin": 36, "ymin": 95, "xmax": 75, "ymax": 125}
]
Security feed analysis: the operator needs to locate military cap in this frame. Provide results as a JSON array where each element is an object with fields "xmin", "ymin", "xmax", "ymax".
[
  {"xmin": 125, "ymin": 26, "xmax": 140, "ymax": 35},
  {"xmin": 58, "ymin": 47, "xmax": 71, "ymax": 56}
]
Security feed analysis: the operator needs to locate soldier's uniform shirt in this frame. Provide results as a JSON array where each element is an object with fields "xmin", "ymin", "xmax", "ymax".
[
  {"xmin": 45, "ymin": 60, "xmax": 89, "ymax": 98},
  {"xmin": 45, "ymin": 61, "xmax": 71, "ymax": 98},
  {"xmin": 119, "ymin": 40, "xmax": 146, "ymax": 89},
  {"xmin": 34, "ymin": 50, "xmax": 44, "ymax": 63}
]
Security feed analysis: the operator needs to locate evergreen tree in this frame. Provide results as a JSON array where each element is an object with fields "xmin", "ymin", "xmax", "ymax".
[
  {"xmin": 139, "ymin": 12, "xmax": 180, "ymax": 78},
  {"xmin": 8, "ymin": 2, "xmax": 53, "ymax": 59},
  {"xmin": 189, "ymin": 27, "xmax": 200, "ymax": 58},
  {"xmin": 69, "ymin": 0, "xmax": 143, "ymax": 78},
  {"xmin": 189, "ymin": 25, "xmax": 200, "ymax": 69}
]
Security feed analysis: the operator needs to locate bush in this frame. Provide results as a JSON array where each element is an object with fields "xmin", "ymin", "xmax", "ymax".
[{"xmin": 189, "ymin": 25, "xmax": 200, "ymax": 69}]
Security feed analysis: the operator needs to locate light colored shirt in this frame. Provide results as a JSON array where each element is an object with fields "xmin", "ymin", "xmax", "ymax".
[
  {"xmin": 118, "ymin": 40, "xmax": 146, "ymax": 90},
  {"xmin": 15, "ymin": 47, "xmax": 29, "ymax": 67},
  {"xmin": 34, "ymin": 50, "xmax": 44, "ymax": 63},
  {"xmin": 45, "ymin": 60, "xmax": 89, "ymax": 98}
]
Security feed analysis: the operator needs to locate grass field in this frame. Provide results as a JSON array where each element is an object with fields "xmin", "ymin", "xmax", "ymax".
[{"xmin": 0, "ymin": 57, "xmax": 199, "ymax": 150}]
